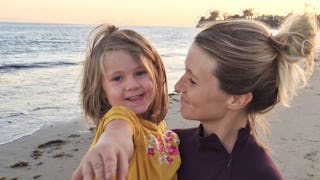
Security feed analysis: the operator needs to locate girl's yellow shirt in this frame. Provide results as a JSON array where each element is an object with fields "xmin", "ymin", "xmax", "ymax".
[{"xmin": 91, "ymin": 106, "xmax": 181, "ymax": 180}]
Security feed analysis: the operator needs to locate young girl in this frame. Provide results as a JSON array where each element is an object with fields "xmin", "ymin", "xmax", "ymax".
[{"xmin": 72, "ymin": 24, "xmax": 180, "ymax": 180}]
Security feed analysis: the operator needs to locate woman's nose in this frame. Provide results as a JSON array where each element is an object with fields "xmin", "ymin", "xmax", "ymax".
[{"xmin": 174, "ymin": 76, "xmax": 184, "ymax": 93}]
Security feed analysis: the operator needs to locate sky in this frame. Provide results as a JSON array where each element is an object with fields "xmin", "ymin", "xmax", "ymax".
[{"xmin": 1, "ymin": 0, "xmax": 320, "ymax": 27}]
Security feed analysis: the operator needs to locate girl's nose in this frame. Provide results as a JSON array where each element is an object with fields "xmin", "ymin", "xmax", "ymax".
[{"xmin": 126, "ymin": 77, "xmax": 141, "ymax": 91}]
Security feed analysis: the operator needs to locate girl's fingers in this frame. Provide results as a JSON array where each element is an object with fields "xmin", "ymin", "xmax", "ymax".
[
  {"xmin": 82, "ymin": 159, "xmax": 96, "ymax": 180},
  {"xmin": 101, "ymin": 150, "xmax": 118, "ymax": 180},
  {"xmin": 71, "ymin": 166, "xmax": 83, "ymax": 180},
  {"xmin": 91, "ymin": 156, "xmax": 106, "ymax": 180},
  {"xmin": 116, "ymin": 150, "xmax": 129, "ymax": 180}
]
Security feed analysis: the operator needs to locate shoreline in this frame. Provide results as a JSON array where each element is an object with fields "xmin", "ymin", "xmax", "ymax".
[{"xmin": 1, "ymin": 67, "xmax": 319, "ymax": 179}]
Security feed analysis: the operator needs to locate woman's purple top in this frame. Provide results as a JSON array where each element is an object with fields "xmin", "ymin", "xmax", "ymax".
[{"xmin": 174, "ymin": 124, "xmax": 283, "ymax": 180}]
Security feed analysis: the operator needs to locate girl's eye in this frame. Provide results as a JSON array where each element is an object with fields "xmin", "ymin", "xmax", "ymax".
[
  {"xmin": 189, "ymin": 78, "xmax": 196, "ymax": 85},
  {"xmin": 112, "ymin": 76, "xmax": 122, "ymax": 81},
  {"xmin": 136, "ymin": 70, "xmax": 147, "ymax": 77}
]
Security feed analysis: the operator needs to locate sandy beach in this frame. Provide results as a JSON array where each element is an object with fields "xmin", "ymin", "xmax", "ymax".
[{"xmin": 0, "ymin": 63, "xmax": 319, "ymax": 180}]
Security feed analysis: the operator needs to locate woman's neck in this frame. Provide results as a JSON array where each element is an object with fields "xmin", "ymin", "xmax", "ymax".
[{"xmin": 201, "ymin": 112, "xmax": 248, "ymax": 153}]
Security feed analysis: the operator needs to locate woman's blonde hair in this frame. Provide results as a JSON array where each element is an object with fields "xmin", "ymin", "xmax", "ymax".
[
  {"xmin": 81, "ymin": 24, "xmax": 168, "ymax": 125},
  {"xmin": 195, "ymin": 13, "xmax": 318, "ymax": 146}
]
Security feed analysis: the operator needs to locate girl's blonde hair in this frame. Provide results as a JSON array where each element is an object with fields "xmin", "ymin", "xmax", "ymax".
[
  {"xmin": 81, "ymin": 24, "xmax": 168, "ymax": 125},
  {"xmin": 195, "ymin": 13, "xmax": 318, "ymax": 147}
]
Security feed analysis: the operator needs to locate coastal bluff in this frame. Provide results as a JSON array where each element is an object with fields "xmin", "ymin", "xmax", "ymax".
[{"xmin": 195, "ymin": 19, "xmax": 217, "ymax": 28}]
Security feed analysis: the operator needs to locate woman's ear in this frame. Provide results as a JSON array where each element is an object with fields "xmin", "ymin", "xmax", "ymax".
[{"xmin": 227, "ymin": 92, "xmax": 253, "ymax": 110}]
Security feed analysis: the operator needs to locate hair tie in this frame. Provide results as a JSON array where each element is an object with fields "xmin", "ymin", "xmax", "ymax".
[
  {"xmin": 301, "ymin": 40, "xmax": 313, "ymax": 56},
  {"xmin": 269, "ymin": 36, "xmax": 280, "ymax": 53},
  {"xmin": 108, "ymin": 25, "xmax": 119, "ymax": 33}
]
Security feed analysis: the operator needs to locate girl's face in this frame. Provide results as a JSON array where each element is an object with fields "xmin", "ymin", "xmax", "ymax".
[
  {"xmin": 174, "ymin": 43, "xmax": 231, "ymax": 122},
  {"xmin": 102, "ymin": 50, "xmax": 155, "ymax": 116}
]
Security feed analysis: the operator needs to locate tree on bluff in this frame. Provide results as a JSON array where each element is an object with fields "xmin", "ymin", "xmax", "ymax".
[
  {"xmin": 243, "ymin": 8, "xmax": 254, "ymax": 19},
  {"xmin": 208, "ymin": 10, "xmax": 220, "ymax": 21},
  {"xmin": 197, "ymin": 8, "xmax": 320, "ymax": 28}
]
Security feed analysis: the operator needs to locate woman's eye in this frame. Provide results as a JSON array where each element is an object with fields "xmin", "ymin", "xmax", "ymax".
[
  {"xmin": 136, "ymin": 70, "xmax": 147, "ymax": 77},
  {"xmin": 189, "ymin": 78, "xmax": 196, "ymax": 85}
]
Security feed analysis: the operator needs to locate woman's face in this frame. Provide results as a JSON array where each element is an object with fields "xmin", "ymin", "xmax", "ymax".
[{"xmin": 174, "ymin": 43, "xmax": 231, "ymax": 122}]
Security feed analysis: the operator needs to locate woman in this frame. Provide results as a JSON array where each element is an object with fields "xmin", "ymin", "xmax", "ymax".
[
  {"xmin": 72, "ymin": 13, "xmax": 318, "ymax": 180},
  {"xmin": 174, "ymin": 13, "xmax": 317, "ymax": 180}
]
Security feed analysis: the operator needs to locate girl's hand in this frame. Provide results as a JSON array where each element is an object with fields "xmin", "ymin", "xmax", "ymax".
[{"xmin": 71, "ymin": 120, "xmax": 134, "ymax": 180}]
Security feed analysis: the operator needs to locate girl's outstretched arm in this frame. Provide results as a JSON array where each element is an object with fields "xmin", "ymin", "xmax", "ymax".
[{"xmin": 72, "ymin": 120, "xmax": 134, "ymax": 180}]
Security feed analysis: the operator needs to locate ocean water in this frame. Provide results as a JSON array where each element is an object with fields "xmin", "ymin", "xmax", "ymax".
[{"xmin": 0, "ymin": 22, "xmax": 200, "ymax": 145}]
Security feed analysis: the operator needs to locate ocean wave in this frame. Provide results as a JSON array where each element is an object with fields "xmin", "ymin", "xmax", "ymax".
[
  {"xmin": 0, "ymin": 61, "xmax": 79, "ymax": 72},
  {"xmin": 32, "ymin": 106, "xmax": 60, "ymax": 111}
]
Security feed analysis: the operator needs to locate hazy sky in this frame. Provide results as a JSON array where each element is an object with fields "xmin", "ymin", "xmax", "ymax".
[{"xmin": 1, "ymin": 0, "xmax": 319, "ymax": 26}]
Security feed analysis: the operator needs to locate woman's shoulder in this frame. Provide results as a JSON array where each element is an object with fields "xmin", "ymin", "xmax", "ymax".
[
  {"xmin": 173, "ymin": 126, "xmax": 199, "ymax": 138},
  {"xmin": 239, "ymin": 134, "xmax": 283, "ymax": 179}
]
